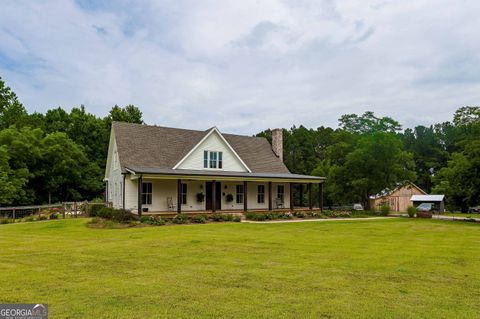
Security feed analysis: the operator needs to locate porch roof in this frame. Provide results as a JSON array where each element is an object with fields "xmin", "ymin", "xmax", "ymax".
[{"xmin": 125, "ymin": 166, "xmax": 325, "ymax": 183}]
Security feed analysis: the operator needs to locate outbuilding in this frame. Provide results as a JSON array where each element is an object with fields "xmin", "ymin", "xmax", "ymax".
[
  {"xmin": 369, "ymin": 182, "xmax": 426, "ymax": 212},
  {"xmin": 410, "ymin": 195, "xmax": 446, "ymax": 213}
]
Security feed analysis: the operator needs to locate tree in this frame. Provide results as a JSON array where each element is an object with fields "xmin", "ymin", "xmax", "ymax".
[
  {"xmin": 453, "ymin": 106, "xmax": 480, "ymax": 126},
  {"xmin": 0, "ymin": 77, "xmax": 28, "ymax": 129},
  {"xmin": 433, "ymin": 140, "xmax": 480, "ymax": 212},
  {"xmin": 38, "ymin": 132, "xmax": 102, "ymax": 203},
  {"xmin": 336, "ymin": 133, "xmax": 415, "ymax": 208},
  {"xmin": 0, "ymin": 126, "xmax": 43, "ymax": 204},
  {"xmin": 402, "ymin": 126, "xmax": 449, "ymax": 192},
  {"xmin": 0, "ymin": 146, "xmax": 29, "ymax": 205},
  {"xmin": 339, "ymin": 111, "xmax": 402, "ymax": 134},
  {"xmin": 107, "ymin": 104, "xmax": 143, "ymax": 124}
]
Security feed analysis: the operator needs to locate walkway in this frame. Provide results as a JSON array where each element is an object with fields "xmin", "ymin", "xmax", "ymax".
[{"xmin": 242, "ymin": 216, "xmax": 397, "ymax": 224}]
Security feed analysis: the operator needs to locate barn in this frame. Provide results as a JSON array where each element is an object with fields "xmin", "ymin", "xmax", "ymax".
[{"xmin": 369, "ymin": 182, "xmax": 427, "ymax": 212}]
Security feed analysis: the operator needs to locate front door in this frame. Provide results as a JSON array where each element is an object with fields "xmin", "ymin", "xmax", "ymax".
[{"xmin": 206, "ymin": 182, "xmax": 221, "ymax": 211}]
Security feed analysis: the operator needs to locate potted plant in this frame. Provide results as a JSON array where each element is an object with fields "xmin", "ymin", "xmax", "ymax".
[
  {"xmin": 225, "ymin": 193, "xmax": 234, "ymax": 202},
  {"xmin": 196, "ymin": 192, "xmax": 205, "ymax": 203}
]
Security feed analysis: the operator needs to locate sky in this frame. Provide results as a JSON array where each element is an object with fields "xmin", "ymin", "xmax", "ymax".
[{"xmin": 1, "ymin": 0, "xmax": 479, "ymax": 135}]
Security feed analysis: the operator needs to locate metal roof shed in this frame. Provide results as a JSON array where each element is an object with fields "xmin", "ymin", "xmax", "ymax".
[{"xmin": 410, "ymin": 195, "xmax": 446, "ymax": 212}]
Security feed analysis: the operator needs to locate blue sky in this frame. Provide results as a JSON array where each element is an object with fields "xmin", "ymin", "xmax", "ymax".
[{"xmin": 1, "ymin": 0, "xmax": 479, "ymax": 134}]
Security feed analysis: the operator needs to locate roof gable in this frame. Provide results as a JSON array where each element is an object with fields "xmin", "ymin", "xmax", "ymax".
[
  {"xmin": 112, "ymin": 122, "xmax": 290, "ymax": 174},
  {"xmin": 173, "ymin": 127, "xmax": 251, "ymax": 172}
]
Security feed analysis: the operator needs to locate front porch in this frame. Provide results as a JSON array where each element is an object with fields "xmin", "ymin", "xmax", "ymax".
[{"xmin": 120, "ymin": 171, "xmax": 324, "ymax": 216}]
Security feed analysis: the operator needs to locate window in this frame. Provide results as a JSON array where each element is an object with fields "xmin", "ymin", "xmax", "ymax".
[
  {"xmin": 204, "ymin": 151, "xmax": 223, "ymax": 169},
  {"xmin": 181, "ymin": 183, "xmax": 187, "ymax": 205},
  {"xmin": 142, "ymin": 182, "xmax": 152, "ymax": 205},
  {"xmin": 210, "ymin": 151, "xmax": 217, "ymax": 168},
  {"xmin": 277, "ymin": 185, "xmax": 285, "ymax": 202},
  {"xmin": 257, "ymin": 185, "xmax": 265, "ymax": 203},
  {"xmin": 204, "ymin": 151, "xmax": 208, "ymax": 168},
  {"xmin": 218, "ymin": 152, "xmax": 223, "ymax": 169},
  {"xmin": 236, "ymin": 184, "xmax": 244, "ymax": 204}
]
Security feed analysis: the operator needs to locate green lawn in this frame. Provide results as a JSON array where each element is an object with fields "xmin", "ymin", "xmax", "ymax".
[
  {"xmin": 443, "ymin": 212, "xmax": 480, "ymax": 219},
  {"xmin": 0, "ymin": 219, "xmax": 479, "ymax": 318}
]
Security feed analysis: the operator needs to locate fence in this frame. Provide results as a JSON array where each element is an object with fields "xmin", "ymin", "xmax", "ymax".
[{"xmin": 0, "ymin": 201, "xmax": 107, "ymax": 221}]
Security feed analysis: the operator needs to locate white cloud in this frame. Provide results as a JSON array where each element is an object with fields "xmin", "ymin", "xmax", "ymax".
[{"xmin": 0, "ymin": 0, "xmax": 479, "ymax": 134}]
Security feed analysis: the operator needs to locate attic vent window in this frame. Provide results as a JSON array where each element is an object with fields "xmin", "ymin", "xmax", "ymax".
[{"xmin": 204, "ymin": 151, "xmax": 223, "ymax": 169}]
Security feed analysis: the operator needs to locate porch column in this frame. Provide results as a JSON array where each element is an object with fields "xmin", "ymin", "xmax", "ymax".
[
  {"xmin": 212, "ymin": 180, "xmax": 216, "ymax": 212},
  {"xmin": 299, "ymin": 184, "xmax": 304, "ymax": 207},
  {"xmin": 177, "ymin": 179, "xmax": 182, "ymax": 214},
  {"xmin": 122, "ymin": 174, "xmax": 126, "ymax": 210},
  {"xmin": 289, "ymin": 182, "xmax": 294, "ymax": 210},
  {"xmin": 268, "ymin": 181, "xmax": 272, "ymax": 211},
  {"xmin": 137, "ymin": 176, "xmax": 143, "ymax": 217},
  {"xmin": 319, "ymin": 182, "xmax": 324, "ymax": 213},
  {"xmin": 308, "ymin": 183, "xmax": 313, "ymax": 210},
  {"xmin": 105, "ymin": 181, "xmax": 109, "ymax": 204},
  {"xmin": 243, "ymin": 181, "xmax": 248, "ymax": 212}
]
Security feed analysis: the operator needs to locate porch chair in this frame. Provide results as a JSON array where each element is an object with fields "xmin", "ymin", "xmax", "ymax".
[
  {"xmin": 167, "ymin": 197, "xmax": 176, "ymax": 211},
  {"xmin": 275, "ymin": 197, "xmax": 284, "ymax": 209}
]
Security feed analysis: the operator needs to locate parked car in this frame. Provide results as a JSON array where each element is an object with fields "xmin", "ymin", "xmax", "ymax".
[
  {"xmin": 353, "ymin": 203, "xmax": 364, "ymax": 211},
  {"xmin": 468, "ymin": 206, "xmax": 480, "ymax": 213}
]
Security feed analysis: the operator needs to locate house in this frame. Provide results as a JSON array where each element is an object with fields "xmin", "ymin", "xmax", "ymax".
[
  {"xmin": 104, "ymin": 122, "xmax": 325, "ymax": 216},
  {"xmin": 410, "ymin": 195, "xmax": 446, "ymax": 213},
  {"xmin": 369, "ymin": 182, "xmax": 426, "ymax": 212}
]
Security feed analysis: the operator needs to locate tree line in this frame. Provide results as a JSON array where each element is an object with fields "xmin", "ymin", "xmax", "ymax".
[
  {"xmin": 1, "ymin": 76, "xmax": 479, "ymax": 211},
  {"xmin": 258, "ymin": 111, "xmax": 479, "ymax": 212},
  {"xmin": 0, "ymin": 77, "xmax": 143, "ymax": 205}
]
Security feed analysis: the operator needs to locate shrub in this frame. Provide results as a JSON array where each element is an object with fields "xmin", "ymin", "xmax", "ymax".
[
  {"xmin": 212, "ymin": 213, "xmax": 223, "ymax": 222},
  {"xmin": 336, "ymin": 211, "xmax": 351, "ymax": 218},
  {"xmin": 87, "ymin": 204, "xmax": 105, "ymax": 217},
  {"xmin": 139, "ymin": 216, "xmax": 151, "ymax": 223},
  {"xmin": 49, "ymin": 213, "xmax": 59, "ymax": 220},
  {"xmin": 97, "ymin": 207, "xmax": 115, "ymax": 219},
  {"xmin": 379, "ymin": 205, "xmax": 390, "ymax": 216},
  {"xmin": 150, "ymin": 216, "xmax": 165, "ymax": 226},
  {"xmin": 245, "ymin": 212, "xmax": 257, "ymax": 220},
  {"xmin": 191, "ymin": 215, "xmax": 207, "ymax": 223},
  {"xmin": 232, "ymin": 215, "xmax": 241, "ymax": 222},
  {"xmin": 279, "ymin": 212, "xmax": 293, "ymax": 219},
  {"xmin": 322, "ymin": 210, "xmax": 336, "ymax": 218},
  {"xmin": 0, "ymin": 218, "xmax": 11, "ymax": 224},
  {"xmin": 256, "ymin": 213, "xmax": 267, "ymax": 221},
  {"xmin": 25, "ymin": 215, "xmax": 35, "ymax": 222},
  {"xmin": 111, "ymin": 209, "xmax": 132, "ymax": 223},
  {"xmin": 172, "ymin": 214, "xmax": 189, "ymax": 224},
  {"xmin": 37, "ymin": 214, "xmax": 48, "ymax": 221},
  {"xmin": 295, "ymin": 211, "xmax": 305, "ymax": 218},
  {"xmin": 407, "ymin": 206, "xmax": 416, "ymax": 218}
]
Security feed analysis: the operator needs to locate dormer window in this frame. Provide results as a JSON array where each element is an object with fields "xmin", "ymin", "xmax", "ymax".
[{"xmin": 204, "ymin": 151, "xmax": 223, "ymax": 169}]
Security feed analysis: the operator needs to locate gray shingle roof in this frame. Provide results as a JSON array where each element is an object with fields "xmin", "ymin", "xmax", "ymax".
[{"xmin": 113, "ymin": 122, "xmax": 290, "ymax": 174}]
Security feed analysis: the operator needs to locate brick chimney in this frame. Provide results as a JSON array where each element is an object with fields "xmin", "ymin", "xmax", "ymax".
[{"xmin": 271, "ymin": 128, "xmax": 283, "ymax": 162}]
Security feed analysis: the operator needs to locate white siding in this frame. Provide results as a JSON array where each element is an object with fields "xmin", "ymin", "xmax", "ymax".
[
  {"xmin": 177, "ymin": 130, "xmax": 248, "ymax": 172},
  {"xmin": 123, "ymin": 179, "xmax": 290, "ymax": 212},
  {"xmin": 220, "ymin": 181, "xmax": 290, "ymax": 210},
  {"xmin": 106, "ymin": 137, "xmax": 124, "ymax": 209}
]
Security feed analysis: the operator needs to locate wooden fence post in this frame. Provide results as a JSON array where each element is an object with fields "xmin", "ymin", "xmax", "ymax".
[
  {"xmin": 12, "ymin": 208, "xmax": 15, "ymax": 223},
  {"xmin": 74, "ymin": 202, "xmax": 77, "ymax": 218}
]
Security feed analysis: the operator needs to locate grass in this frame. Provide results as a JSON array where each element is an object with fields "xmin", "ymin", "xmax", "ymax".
[
  {"xmin": 0, "ymin": 218, "xmax": 479, "ymax": 318},
  {"xmin": 443, "ymin": 212, "xmax": 480, "ymax": 219}
]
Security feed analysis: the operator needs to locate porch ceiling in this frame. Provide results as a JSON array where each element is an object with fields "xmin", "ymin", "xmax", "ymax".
[{"xmin": 125, "ymin": 166, "xmax": 325, "ymax": 183}]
